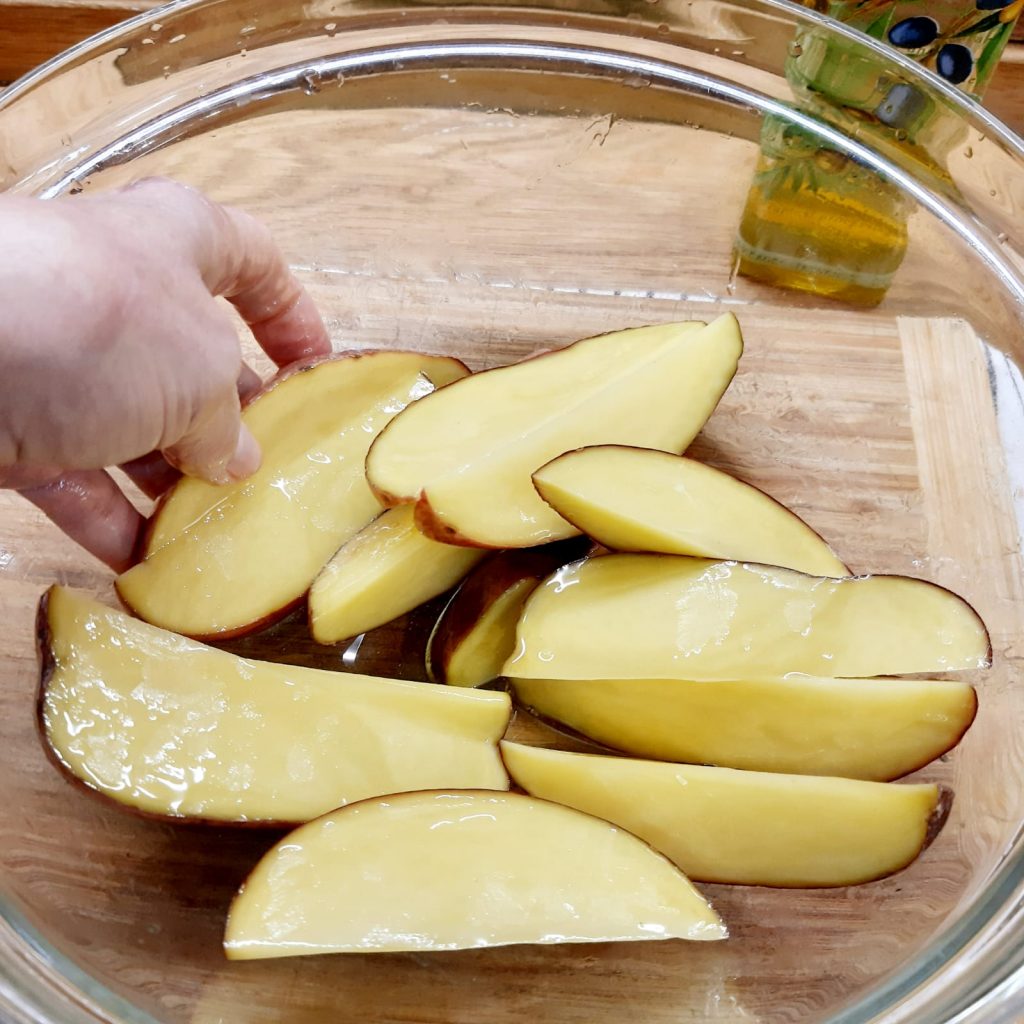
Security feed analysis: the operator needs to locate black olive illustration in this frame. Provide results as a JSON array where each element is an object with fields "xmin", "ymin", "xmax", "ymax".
[{"xmin": 888, "ymin": 17, "xmax": 941, "ymax": 48}]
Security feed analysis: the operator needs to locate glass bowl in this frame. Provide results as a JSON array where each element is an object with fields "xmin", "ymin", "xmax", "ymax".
[{"xmin": 2, "ymin": 0, "xmax": 1024, "ymax": 1020}]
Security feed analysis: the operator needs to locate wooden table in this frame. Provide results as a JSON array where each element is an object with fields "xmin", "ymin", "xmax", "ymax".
[{"xmin": 0, "ymin": 0, "xmax": 1022, "ymax": 136}]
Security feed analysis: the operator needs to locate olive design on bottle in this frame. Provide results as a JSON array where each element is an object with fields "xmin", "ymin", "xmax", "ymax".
[
  {"xmin": 936, "ymin": 43, "xmax": 975, "ymax": 83},
  {"xmin": 887, "ymin": 16, "xmax": 940, "ymax": 48}
]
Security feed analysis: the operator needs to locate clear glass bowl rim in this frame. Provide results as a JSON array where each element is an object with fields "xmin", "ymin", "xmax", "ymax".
[{"xmin": 1, "ymin": 1, "xmax": 1023, "ymax": 1021}]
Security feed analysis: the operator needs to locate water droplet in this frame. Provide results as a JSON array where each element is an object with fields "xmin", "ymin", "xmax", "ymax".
[
  {"xmin": 150, "ymin": 21, "xmax": 162, "ymax": 31},
  {"xmin": 732, "ymin": 49, "xmax": 745, "ymax": 56},
  {"xmin": 169, "ymin": 33, "xmax": 186, "ymax": 44},
  {"xmin": 624, "ymin": 75, "xmax": 651, "ymax": 89},
  {"xmin": 997, "ymin": 231, "xmax": 1008, "ymax": 243},
  {"xmin": 964, "ymin": 146, "xmax": 973, "ymax": 158},
  {"xmin": 788, "ymin": 41, "xmax": 804, "ymax": 57},
  {"xmin": 989, "ymin": 189, "xmax": 998, "ymax": 197},
  {"xmin": 141, "ymin": 37, "xmax": 154, "ymax": 45},
  {"xmin": 162, "ymin": 65, "xmax": 171, "ymax": 78},
  {"xmin": 240, "ymin": 24, "xmax": 257, "ymax": 35},
  {"xmin": 894, "ymin": 128, "xmax": 908, "ymax": 142},
  {"xmin": 325, "ymin": 21, "xmax": 338, "ymax": 34},
  {"xmin": 301, "ymin": 70, "xmax": 323, "ymax": 95},
  {"xmin": 656, "ymin": 22, "xmax": 670, "ymax": 34},
  {"xmin": 240, "ymin": 47, "xmax": 248, "ymax": 57}
]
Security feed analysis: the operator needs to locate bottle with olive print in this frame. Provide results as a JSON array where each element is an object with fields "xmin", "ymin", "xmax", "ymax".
[{"xmin": 734, "ymin": 0, "xmax": 1021, "ymax": 305}]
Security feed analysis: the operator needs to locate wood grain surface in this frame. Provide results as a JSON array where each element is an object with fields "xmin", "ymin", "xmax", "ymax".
[{"xmin": 1, "ymin": 299, "xmax": 1021, "ymax": 1022}]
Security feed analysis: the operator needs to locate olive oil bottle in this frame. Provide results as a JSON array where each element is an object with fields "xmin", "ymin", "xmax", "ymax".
[{"xmin": 735, "ymin": 0, "xmax": 1022, "ymax": 305}]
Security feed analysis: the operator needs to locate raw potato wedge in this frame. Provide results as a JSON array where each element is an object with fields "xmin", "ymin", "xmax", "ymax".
[
  {"xmin": 309, "ymin": 505, "xmax": 486, "ymax": 644},
  {"xmin": 533, "ymin": 446, "xmax": 848, "ymax": 576},
  {"xmin": 501, "ymin": 743, "xmax": 951, "ymax": 887},
  {"xmin": 38, "ymin": 587, "xmax": 510, "ymax": 825},
  {"xmin": 505, "ymin": 555, "xmax": 991, "ymax": 680},
  {"xmin": 118, "ymin": 351, "xmax": 468, "ymax": 639},
  {"xmin": 510, "ymin": 675, "xmax": 977, "ymax": 781},
  {"xmin": 224, "ymin": 790, "xmax": 726, "ymax": 959},
  {"xmin": 427, "ymin": 538, "xmax": 591, "ymax": 687},
  {"xmin": 366, "ymin": 316, "xmax": 742, "ymax": 548}
]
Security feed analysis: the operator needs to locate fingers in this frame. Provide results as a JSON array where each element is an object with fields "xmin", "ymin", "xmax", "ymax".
[
  {"xmin": 119, "ymin": 452, "xmax": 180, "ymax": 500},
  {"xmin": 20, "ymin": 470, "xmax": 144, "ymax": 572},
  {"xmin": 237, "ymin": 362, "xmax": 263, "ymax": 404},
  {"xmin": 122, "ymin": 364, "xmax": 263, "ymax": 497},
  {"xmin": 162, "ymin": 391, "xmax": 261, "ymax": 485},
  {"xmin": 209, "ymin": 204, "xmax": 332, "ymax": 368},
  {"xmin": 119, "ymin": 179, "xmax": 331, "ymax": 368}
]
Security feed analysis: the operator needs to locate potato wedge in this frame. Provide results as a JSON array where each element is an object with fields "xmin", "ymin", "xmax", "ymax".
[
  {"xmin": 39, "ymin": 587, "xmax": 509, "ymax": 825},
  {"xmin": 509, "ymin": 675, "xmax": 976, "ymax": 781},
  {"xmin": 427, "ymin": 539, "xmax": 590, "ymax": 687},
  {"xmin": 502, "ymin": 743, "xmax": 951, "ymax": 887},
  {"xmin": 533, "ymin": 446, "xmax": 847, "ymax": 576},
  {"xmin": 118, "ymin": 351, "xmax": 467, "ymax": 639},
  {"xmin": 366, "ymin": 316, "xmax": 742, "ymax": 548},
  {"xmin": 309, "ymin": 505, "xmax": 485, "ymax": 644},
  {"xmin": 224, "ymin": 790, "xmax": 726, "ymax": 958},
  {"xmin": 505, "ymin": 555, "xmax": 990, "ymax": 680}
]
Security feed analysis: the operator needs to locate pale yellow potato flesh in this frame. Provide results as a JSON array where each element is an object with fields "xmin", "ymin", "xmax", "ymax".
[
  {"xmin": 39, "ymin": 587, "xmax": 510, "ymax": 824},
  {"xmin": 533, "ymin": 447, "xmax": 848, "ymax": 576},
  {"xmin": 309, "ymin": 505, "xmax": 486, "ymax": 644},
  {"xmin": 509, "ymin": 675, "xmax": 976, "ymax": 781},
  {"xmin": 367, "ymin": 316, "xmax": 743, "ymax": 547},
  {"xmin": 501, "ymin": 743, "xmax": 947, "ymax": 887},
  {"xmin": 505, "ymin": 555, "xmax": 990, "ymax": 680},
  {"xmin": 430, "ymin": 577, "xmax": 539, "ymax": 687},
  {"xmin": 224, "ymin": 790, "xmax": 726, "ymax": 958},
  {"xmin": 118, "ymin": 352, "xmax": 467, "ymax": 638}
]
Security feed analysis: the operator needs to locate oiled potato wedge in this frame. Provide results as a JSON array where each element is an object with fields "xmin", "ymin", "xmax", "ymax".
[
  {"xmin": 427, "ymin": 539, "xmax": 590, "ymax": 687},
  {"xmin": 533, "ymin": 446, "xmax": 847, "ymax": 576},
  {"xmin": 309, "ymin": 505, "xmax": 485, "ymax": 644},
  {"xmin": 119, "ymin": 351, "xmax": 467, "ymax": 639},
  {"xmin": 224, "ymin": 790, "xmax": 726, "ymax": 958},
  {"xmin": 502, "ymin": 743, "xmax": 950, "ymax": 886},
  {"xmin": 505, "ymin": 555, "xmax": 990, "ymax": 680},
  {"xmin": 366, "ymin": 316, "xmax": 742, "ymax": 548},
  {"xmin": 509, "ymin": 675, "xmax": 976, "ymax": 781},
  {"xmin": 39, "ymin": 587, "xmax": 509, "ymax": 825}
]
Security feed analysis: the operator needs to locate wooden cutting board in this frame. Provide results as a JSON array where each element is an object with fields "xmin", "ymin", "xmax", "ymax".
[{"xmin": 1, "ymin": 297, "xmax": 1021, "ymax": 1023}]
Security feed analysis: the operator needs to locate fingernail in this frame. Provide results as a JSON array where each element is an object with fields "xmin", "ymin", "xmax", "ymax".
[{"xmin": 226, "ymin": 426, "xmax": 262, "ymax": 481}]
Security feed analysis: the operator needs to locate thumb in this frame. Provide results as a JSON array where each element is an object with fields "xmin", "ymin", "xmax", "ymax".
[{"xmin": 163, "ymin": 395, "xmax": 261, "ymax": 485}]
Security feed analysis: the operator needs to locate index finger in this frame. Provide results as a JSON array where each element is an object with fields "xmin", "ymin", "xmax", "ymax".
[{"xmin": 205, "ymin": 202, "xmax": 333, "ymax": 367}]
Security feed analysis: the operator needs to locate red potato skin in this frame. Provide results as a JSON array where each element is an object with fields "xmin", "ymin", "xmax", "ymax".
[
  {"xmin": 412, "ymin": 492, "xmax": 517, "ymax": 549},
  {"xmin": 507, "ymin": 681, "xmax": 979, "ymax": 785},
  {"xmin": 363, "ymin": 319, "xmax": 726, "ymax": 511},
  {"xmin": 427, "ymin": 538, "xmax": 592, "ymax": 683},
  {"xmin": 531, "ymin": 445, "xmax": 852, "ymax": 575}
]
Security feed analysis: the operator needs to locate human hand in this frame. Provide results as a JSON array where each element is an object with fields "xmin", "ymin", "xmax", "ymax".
[{"xmin": 0, "ymin": 178, "xmax": 331, "ymax": 571}]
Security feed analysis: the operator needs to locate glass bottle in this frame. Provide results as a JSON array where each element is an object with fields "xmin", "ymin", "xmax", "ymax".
[{"xmin": 735, "ymin": 0, "xmax": 1023, "ymax": 305}]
